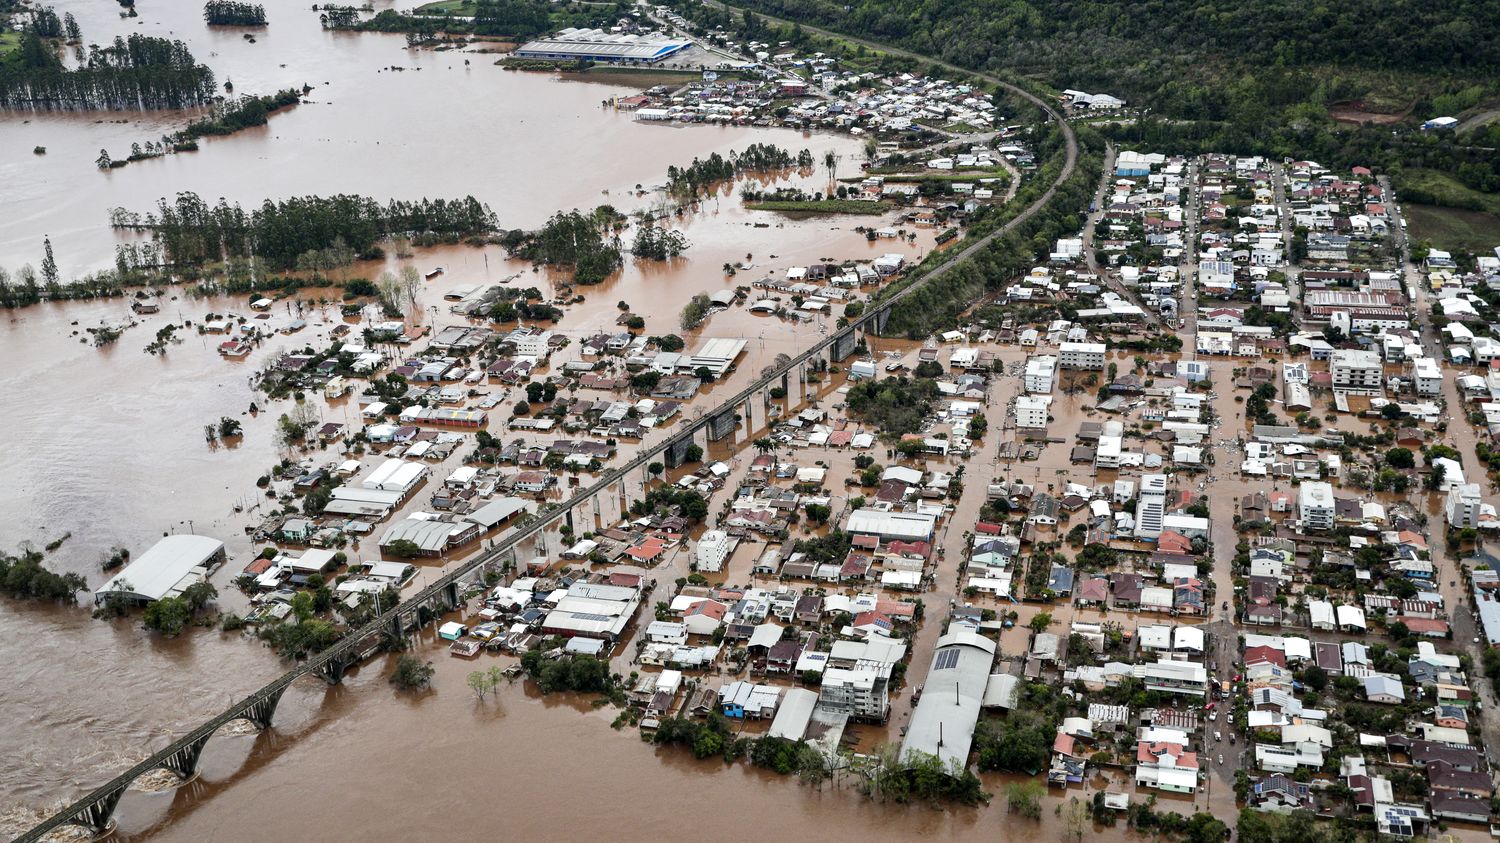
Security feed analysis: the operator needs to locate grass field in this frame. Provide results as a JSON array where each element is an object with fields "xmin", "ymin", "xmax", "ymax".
[
  {"xmin": 1405, "ymin": 204, "xmax": 1500, "ymax": 255},
  {"xmin": 746, "ymin": 200, "xmax": 893, "ymax": 215},
  {"xmin": 0, "ymin": 30, "xmax": 22, "ymax": 61},
  {"xmin": 1398, "ymin": 168, "xmax": 1500, "ymax": 216},
  {"xmin": 413, "ymin": 0, "xmax": 473, "ymax": 13}
]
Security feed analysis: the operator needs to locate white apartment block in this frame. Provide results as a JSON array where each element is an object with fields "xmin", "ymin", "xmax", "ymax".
[
  {"xmin": 1447, "ymin": 483, "xmax": 1482, "ymax": 528},
  {"xmin": 1330, "ymin": 349, "xmax": 1383, "ymax": 393},
  {"xmin": 1024, "ymin": 355, "xmax": 1057, "ymax": 394},
  {"xmin": 1299, "ymin": 482, "xmax": 1335, "ymax": 530},
  {"xmin": 696, "ymin": 529, "xmax": 732, "ymax": 573},
  {"xmin": 1059, "ymin": 341, "xmax": 1107, "ymax": 370},
  {"xmin": 1412, "ymin": 357, "xmax": 1442, "ymax": 396},
  {"xmin": 818, "ymin": 666, "xmax": 890, "ymax": 721},
  {"xmin": 1095, "ymin": 434, "xmax": 1123, "ymax": 470},
  {"xmin": 1014, "ymin": 395, "xmax": 1052, "ymax": 430},
  {"xmin": 1135, "ymin": 474, "xmax": 1167, "ymax": 539}
]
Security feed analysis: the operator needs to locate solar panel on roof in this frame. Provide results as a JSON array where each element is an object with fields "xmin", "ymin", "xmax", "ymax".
[{"xmin": 934, "ymin": 649, "xmax": 960, "ymax": 670}]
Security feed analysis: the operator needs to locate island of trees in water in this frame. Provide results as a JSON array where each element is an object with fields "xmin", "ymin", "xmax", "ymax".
[
  {"xmin": 0, "ymin": 33, "xmax": 216, "ymax": 111},
  {"xmin": 502, "ymin": 207, "xmax": 624, "ymax": 285},
  {"xmin": 112, "ymin": 192, "xmax": 499, "ymax": 271},
  {"xmin": 203, "ymin": 1, "xmax": 268, "ymax": 26},
  {"xmin": 667, "ymin": 143, "xmax": 814, "ymax": 198},
  {"xmin": 500, "ymin": 204, "xmax": 691, "ymax": 286}
]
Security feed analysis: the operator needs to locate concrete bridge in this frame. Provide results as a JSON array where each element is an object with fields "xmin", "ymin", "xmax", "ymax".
[{"xmin": 16, "ymin": 60, "xmax": 1078, "ymax": 842}]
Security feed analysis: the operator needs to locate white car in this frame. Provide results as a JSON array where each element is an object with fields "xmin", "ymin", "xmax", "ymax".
[
  {"xmin": 1214, "ymin": 731, "xmax": 1222, "ymax": 742},
  {"xmin": 1217, "ymin": 754, "xmax": 1225, "ymax": 766}
]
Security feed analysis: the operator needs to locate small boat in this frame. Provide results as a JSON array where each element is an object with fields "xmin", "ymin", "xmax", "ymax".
[
  {"xmin": 449, "ymin": 639, "xmax": 481, "ymax": 658},
  {"xmin": 425, "ymin": 267, "xmax": 444, "ymax": 280}
]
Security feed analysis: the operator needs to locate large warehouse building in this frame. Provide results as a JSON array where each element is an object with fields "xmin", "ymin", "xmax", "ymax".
[
  {"xmin": 94, "ymin": 535, "xmax": 226, "ymax": 605},
  {"xmin": 515, "ymin": 28, "xmax": 690, "ymax": 65},
  {"xmin": 900, "ymin": 628, "xmax": 997, "ymax": 770}
]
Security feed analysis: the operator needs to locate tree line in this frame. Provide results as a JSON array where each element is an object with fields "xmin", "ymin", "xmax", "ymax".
[
  {"xmin": 502, "ymin": 207, "xmax": 624, "ymax": 285},
  {"xmin": 97, "ymin": 88, "xmax": 305, "ymax": 170},
  {"xmin": 665, "ymin": 143, "xmax": 813, "ymax": 198},
  {"xmin": 114, "ymin": 192, "xmax": 498, "ymax": 270},
  {"xmin": 0, "ymin": 545, "xmax": 87, "ymax": 604},
  {"xmin": 724, "ymin": 0, "xmax": 1499, "ymax": 83},
  {"xmin": 19, "ymin": 5, "xmax": 80, "ymax": 41},
  {"xmin": 204, "ymin": 1, "xmax": 268, "ymax": 26},
  {"xmin": 182, "ymin": 87, "xmax": 302, "ymax": 139},
  {"xmin": 0, "ymin": 33, "xmax": 216, "ymax": 111}
]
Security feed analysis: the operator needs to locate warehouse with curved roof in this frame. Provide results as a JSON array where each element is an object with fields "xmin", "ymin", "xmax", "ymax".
[
  {"xmin": 94, "ymin": 535, "xmax": 225, "ymax": 605},
  {"xmin": 515, "ymin": 29, "xmax": 690, "ymax": 65}
]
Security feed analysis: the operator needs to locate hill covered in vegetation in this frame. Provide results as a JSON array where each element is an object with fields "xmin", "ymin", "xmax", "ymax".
[{"xmin": 725, "ymin": 0, "xmax": 1497, "ymax": 114}]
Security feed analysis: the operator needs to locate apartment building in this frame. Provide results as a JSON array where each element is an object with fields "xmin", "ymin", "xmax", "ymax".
[
  {"xmin": 1330, "ymin": 349, "xmax": 1383, "ymax": 393},
  {"xmin": 1024, "ymin": 355, "xmax": 1058, "ymax": 394},
  {"xmin": 1299, "ymin": 482, "xmax": 1335, "ymax": 530},
  {"xmin": 1059, "ymin": 341, "xmax": 1107, "ymax": 370}
]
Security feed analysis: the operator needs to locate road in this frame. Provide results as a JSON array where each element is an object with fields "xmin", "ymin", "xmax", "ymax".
[{"xmin": 1078, "ymin": 145, "xmax": 1167, "ymax": 330}]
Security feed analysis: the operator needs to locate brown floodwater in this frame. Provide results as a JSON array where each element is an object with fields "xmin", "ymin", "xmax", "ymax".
[
  {"xmin": 94, "ymin": 636, "xmax": 1138, "ymax": 843},
  {"xmin": 0, "ymin": 0, "xmax": 965, "ymax": 835}
]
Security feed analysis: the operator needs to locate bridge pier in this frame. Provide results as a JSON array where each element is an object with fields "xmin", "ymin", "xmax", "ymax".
[
  {"xmin": 871, "ymin": 305, "xmax": 891, "ymax": 336},
  {"xmin": 663, "ymin": 435, "xmax": 694, "ymax": 469},
  {"xmin": 67, "ymin": 783, "xmax": 127, "ymax": 836},
  {"xmin": 741, "ymin": 397, "xmax": 757, "ymax": 441},
  {"xmin": 242, "ymin": 685, "xmax": 287, "ymax": 730},
  {"xmin": 707, "ymin": 410, "xmax": 736, "ymax": 442},
  {"xmin": 830, "ymin": 329, "xmax": 855, "ymax": 363},
  {"xmin": 443, "ymin": 581, "xmax": 461, "ymax": 612},
  {"xmin": 317, "ymin": 653, "xmax": 352, "ymax": 685},
  {"xmin": 160, "ymin": 732, "xmax": 212, "ymax": 780}
]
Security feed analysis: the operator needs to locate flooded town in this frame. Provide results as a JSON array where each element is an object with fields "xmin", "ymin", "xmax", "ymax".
[{"xmin": 4, "ymin": 0, "xmax": 1500, "ymax": 842}]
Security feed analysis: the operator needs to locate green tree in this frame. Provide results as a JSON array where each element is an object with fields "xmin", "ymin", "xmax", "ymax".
[
  {"xmin": 39, "ymin": 237, "xmax": 58, "ymax": 286},
  {"xmin": 467, "ymin": 669, "xmax": 494, "ymax": 698},
  {"xmin": 142, "ymin": 596, "xmax": 192, "ymax": 636},
  {"xmin": 180, "ymin": 580, "xmax": 217, "ymax": 612},
  {"xmin": 680, "ymin": 293, "xmax": 712, "ymax": 330},
  {"xmin": 387, "ymin": 539, "xmax": 423, "ymax": 558},
  {"xmin": 1005, "ymin": 779, "xmax": 1043, "ymax": 819},
  {"xmin": 391, "ymin": 654, "xmax": 435, "ymax": 690}
]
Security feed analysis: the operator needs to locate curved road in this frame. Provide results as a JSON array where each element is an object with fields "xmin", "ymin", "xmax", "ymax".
[{"xmin": 18, "ymin": 17, "xmax": 1081, "ymax": 842}]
